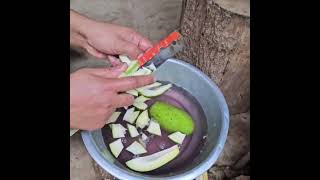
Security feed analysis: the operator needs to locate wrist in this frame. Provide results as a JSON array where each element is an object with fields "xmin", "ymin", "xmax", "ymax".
[{"xmin": 70, "ymin": 10, "xmax": 96, "ymax": 37}]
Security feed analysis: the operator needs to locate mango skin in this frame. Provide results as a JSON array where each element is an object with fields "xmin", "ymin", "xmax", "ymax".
[{"xmin": 149, "ymin": 101, "xmax": 195, "ymax": 135}]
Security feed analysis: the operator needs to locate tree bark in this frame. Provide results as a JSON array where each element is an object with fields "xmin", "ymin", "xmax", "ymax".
[{"xmin": 177, "ymin": 0, "xmax": 250, "ymax": 115}]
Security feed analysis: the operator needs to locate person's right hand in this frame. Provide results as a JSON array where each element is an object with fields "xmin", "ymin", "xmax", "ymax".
[{"xmin": 70, "ymin": 64, "xmax": 155, "ymax": 131}]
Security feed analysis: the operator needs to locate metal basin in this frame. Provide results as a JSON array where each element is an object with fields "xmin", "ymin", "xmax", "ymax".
[{"xmin": 81, "ymin": 58, "xmax": 229, "ymax": 180}]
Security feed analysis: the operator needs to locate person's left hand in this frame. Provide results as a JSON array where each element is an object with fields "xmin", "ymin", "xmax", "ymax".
[{"xmin": 70, "ymin": 10, "xmax": 153, "ymax": 60}]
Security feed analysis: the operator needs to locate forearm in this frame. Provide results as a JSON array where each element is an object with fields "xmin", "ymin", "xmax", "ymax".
[
  {"xmin": 70, "ymin": 9, "xmax": 152, "ymax": 58},
  {"xmin": 70, "ymin": 10, "xmax": 94, "ymax": 37}
]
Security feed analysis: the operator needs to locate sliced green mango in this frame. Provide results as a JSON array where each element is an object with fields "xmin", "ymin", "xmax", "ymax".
[
  {"xmin": 141, "ymin": 132, "xmax": 148, "ymax": 141},
  {"xmin": 119, "ymin": 55, "xmax": 131, "ymax": 65},
  {"xmin": 134, "ymin": 96, "xmax": 151, "ymax": 103},
  {"xmin": 126, "ymin": 141, "xmax": 147, "ymax": 155},
  {"xmin": 138, "ymin": 84, "xmax": 172, "ymax": 97},
  {"xmin": 124, "ymin": 108, "xmax": 142, "ymax": 124},
  {"xmin": 125, "ymin": 145, "xmax": 179, "ymax": 172},
  {"xmin": 135, "ymin": 110, "xmax": 150, "ymax": 129},
  {"xmin": 168, "ymin": 132, "xmax": 186, "ymax": 144},
  {"xmin": 127, "ymin": 123, "xmax": 140, "ymax": 137},
  {"xmin": 138, "ymin": 138, "xmax": 147, "ymax": 148},
  {"xmin": 131, "ymin": 68, "xmax": 147, "ymax": 76},
  {"xmin": 123, "ymin": 60, "xmax": 140, "ymax": 76},
  {"xmin": 126, "ymin": 89, "xmax": 139, "ymax": 96},
  {"xmin": 106, "ymin": 111, "xmax": 121, "ymax": 124},
  {"xmin": 142, "ymin": 67, "xmax": 152, "ymax": 74},
  {"xmin": 109, "ymin": 139, "xmax": 124, "ymax": 158},
  {"xmin": 123, "ymin": 107, "xmax": 135, "ymax": 122},
  {"xmin": 133, "ymin": 101, "xmax": 148, "ymax": 110},
  {"xmin": 136, "ymin": 82, "xmax": 162, "ymax": 92},
  {"xmin": 146, "ymin": 63, "xmax": 156, "ymax": 71},
  {"xmin": 147, "ymin": 120, "xmax": 162, "ymax": 136},
  {"xmin": 124, "ymin": 111, "xmax": 140, "ymax": 124},
  {"xmin": 110, "ymin": 124, "xmax": 127, "ymax": 138}
]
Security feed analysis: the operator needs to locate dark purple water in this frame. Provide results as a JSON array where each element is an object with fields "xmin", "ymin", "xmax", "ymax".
[{"xmin": 102, "ymin": 82, "xmax": 207, "ymax": 174}]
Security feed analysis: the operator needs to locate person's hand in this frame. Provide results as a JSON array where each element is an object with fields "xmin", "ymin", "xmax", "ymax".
[
  {"xmin": 70, "ymin": 64, "xmax": 155, "ymax": 130},
  {"xmin": 70, "ymin": 10, "xmax": 153, "ymax": 59}
]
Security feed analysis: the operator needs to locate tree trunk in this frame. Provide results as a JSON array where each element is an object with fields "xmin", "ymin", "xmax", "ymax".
[{"xmin": 177, "ymin": 0, "xmax": 250, "ymax": 115}]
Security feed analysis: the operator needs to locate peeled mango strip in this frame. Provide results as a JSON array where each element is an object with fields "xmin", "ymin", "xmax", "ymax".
[
  {"xmin": 138, "ymin": 84, "xmax": 172, "ymax": 97},
  {"xmin": 126, "ymin": 89, "xmax": 138, "ymax": 96},
  {"xmin": 119, "ymin": 55, "xmax": 139, "ymax": 96},
  {"xmin": 125, "ymin": 145, "xmax": 180, "ymax": 172},
  {"xmin": 119, "ymin": 60, "xmax": 140, "ymax": 77},
  {"xmin": 131, "ymin": 68, "xmax": 148, "ymax": 76},
  {"xmin": 136, "ymin": 82, "xmax": 162, "ymax": 92},
  {"xmin": 131, "ymin": 67, "xmax": 152, "ymax": 76}
]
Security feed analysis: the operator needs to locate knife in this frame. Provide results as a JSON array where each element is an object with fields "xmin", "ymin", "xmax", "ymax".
[{"xmin": 137, "ymin": 31, "xmax": 184, "ymax": 68}]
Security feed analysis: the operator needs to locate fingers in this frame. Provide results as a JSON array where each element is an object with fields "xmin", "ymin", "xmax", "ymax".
[
  {"xmin": 70, "ymin": 31, "xmax": 106, "ymax": 59},
  {"xmin": 112, "ymin": 94, "xmax": 134, "ymax": 108},
  {"xmin": 70, "ymin": 31, "xmax": 87, "ymax": 48},
  {"xmin": 122, "ymin": 30, "xmax": 153, "ymax": 52},
  {"xmin": 88, "ymin": 64, "xmax": 127, "ymax": 78},
  {"xmin": 130, "ymin": 31, "xmax": 153, "ymax": 51},
  {"xmin": 107, "ymin": 75, "xmax": 155, "ymax": 92},
  {"xmin": 138, "ymin": 38, "xmax": 153, "ymax": 52},
  {"xmin": 84, "ymin": 44, "xmax": 107, "ymax": 59},
  {"xmin": 107, "ymin": 63, "xmax": 128, "ymax": 73},
  {"xmin": 115, "ymin": 39, "xmax": 143, "ymax": 59}
]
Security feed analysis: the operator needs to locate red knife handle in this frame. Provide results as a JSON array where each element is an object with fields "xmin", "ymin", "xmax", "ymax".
[{"xmin": 138, "ymin": 31, "xmax": 181, "ymax": 66}]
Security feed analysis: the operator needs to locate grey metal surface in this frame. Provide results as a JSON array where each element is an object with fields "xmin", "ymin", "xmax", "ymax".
[{"xmin": 82, "ymin": 59, "xmax": 229, "ymax": 180}]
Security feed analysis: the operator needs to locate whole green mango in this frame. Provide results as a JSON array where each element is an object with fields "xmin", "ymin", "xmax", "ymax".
[{"xmin": 149, "ymin": 101, "xmax": 194, "ymax": 135}]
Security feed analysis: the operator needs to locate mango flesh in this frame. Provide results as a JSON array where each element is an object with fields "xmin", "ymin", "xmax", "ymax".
[
  {"xmin": 124, "ymin": 60, "xmax": 140, "ymax": 76},
  {"xmin": 149, "ymin": 101, "xmax": 195, "ymax": 135},
  {"xmin": 125, "ymin": 145, "xmax": 179, "ymax": 172}
]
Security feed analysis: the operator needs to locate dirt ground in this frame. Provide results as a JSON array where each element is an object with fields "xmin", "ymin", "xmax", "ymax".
[{"xmin": 70, "ymin": 0, "xmax": 250, "ymax": 179}]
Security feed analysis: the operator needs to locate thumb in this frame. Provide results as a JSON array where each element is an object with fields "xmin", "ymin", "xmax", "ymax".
[{"xmin": 115, "ymin": 40, "xmax": 143, "ymax": 59}]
